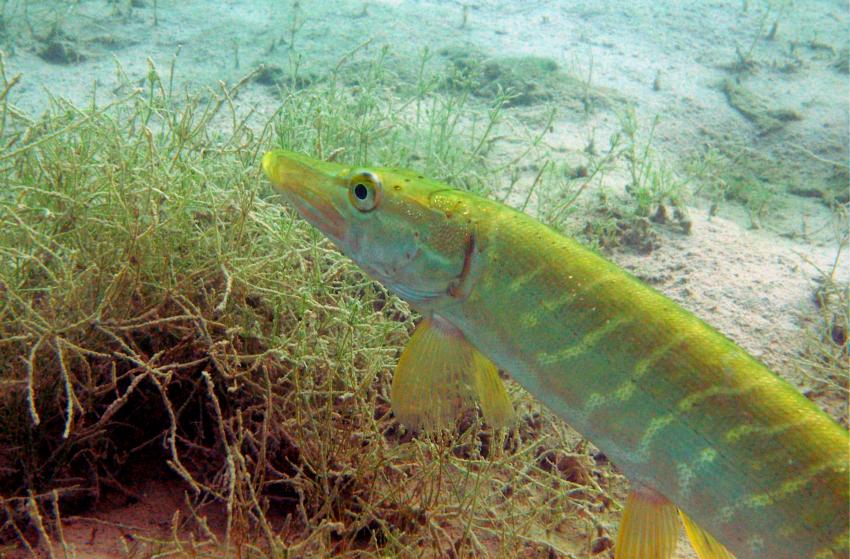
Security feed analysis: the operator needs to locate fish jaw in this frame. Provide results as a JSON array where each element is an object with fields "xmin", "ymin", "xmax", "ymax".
[{"xmin": 262, "ymin": 150, "xmax": 348, "ymax": 242}]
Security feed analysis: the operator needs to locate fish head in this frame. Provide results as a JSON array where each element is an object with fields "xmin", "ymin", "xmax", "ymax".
[{"xmin": 262, "ymin": 149, "xmax": 476, "ymax": 308}]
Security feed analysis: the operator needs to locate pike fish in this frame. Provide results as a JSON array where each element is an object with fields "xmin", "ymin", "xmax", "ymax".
[{"xmin": 262, "ymin": 149, "xmax": 849, "ymax": 559}]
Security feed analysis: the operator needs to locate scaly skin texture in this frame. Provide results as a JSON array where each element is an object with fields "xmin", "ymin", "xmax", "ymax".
[
  {"xmin": 262, "ymin": 150, "xmax": 850, "ymax": 559},
  {"xmin": 433, "ymin": 193, "xmax": 849, "ymax": 559}
]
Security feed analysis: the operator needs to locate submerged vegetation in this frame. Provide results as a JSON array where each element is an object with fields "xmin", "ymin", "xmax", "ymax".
[
  {"xmin": 720, "ymin": 77, "xmax": 801, "ymax": 135},
  {"xmin": 0, "ymin": 52, "xmax": 621, "ymax": 557},
  {"xmin": 795, "ymin": 227, "xmax": 850, "ymax": 428},
  {"xmin": 0, "ymin": 1, "xmax": 846, "ymax": 555},
  {"xmin": 439, "ymin": 47, "xmax": 623, "ymax": 113}
]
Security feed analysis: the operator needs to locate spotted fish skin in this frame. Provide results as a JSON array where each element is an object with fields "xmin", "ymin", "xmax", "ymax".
[
  {"xmin": 262, "ymin": 150, "xmax": 849, "ymax": 559},
  {"xmin": 436, "ymin": 195, "xmax": 848, "ymax": 559}
]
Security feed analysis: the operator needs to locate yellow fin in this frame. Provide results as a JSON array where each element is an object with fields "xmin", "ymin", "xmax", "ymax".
[
  {"xmin": 680, "ymin": 510, "xmax": 736, "ymax": 559},
  {"xmin": 390, "ymin": 317, "xmax": 513, "ymax": 431},
  {"xmin": 615, "ymin": 485, "xmax": 679, "ymax": 559}
]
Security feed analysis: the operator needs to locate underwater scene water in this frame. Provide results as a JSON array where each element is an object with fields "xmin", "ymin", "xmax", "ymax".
[{"xmin": 0, "ymin": 1, "xmax": 847, "ymax": 557}]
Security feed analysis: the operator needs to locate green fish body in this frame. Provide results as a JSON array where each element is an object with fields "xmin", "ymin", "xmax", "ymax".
[{"xmin": 262, "ymin": 149, "xmax": 849, "ymax": 559}]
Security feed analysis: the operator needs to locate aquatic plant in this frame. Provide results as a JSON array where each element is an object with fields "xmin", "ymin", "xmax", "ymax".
[
  {"xmin": 0, "ymin": 51, "xmax": 618, "ymax": 557},
  {"xmin": 794, "ymin": 217, "xmax": 850, "ymax": 427},
  {"xmin": 439, "ymin": 47, "xmax": 623, "ymax": 112}
]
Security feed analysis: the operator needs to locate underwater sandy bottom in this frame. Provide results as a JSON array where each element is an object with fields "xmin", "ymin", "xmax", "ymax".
[{"xmin": 2, "ymin": 0, "xmax": 847, "ymax": 557}]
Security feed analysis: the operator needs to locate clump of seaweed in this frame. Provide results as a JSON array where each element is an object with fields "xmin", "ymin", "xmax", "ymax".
[
  {"xmin": 619, "ymin": 109, "xmax": 692, "ymax": 233},
  {"xmin": 580, "ymin": 110, "xmax": 693, "ymax": 254},
  {"xmin": 795, "ymin": 245, "xmax": 850, "ymax": 427},
  {"xmin": 0, "ymin": 52, "xmax": 617, "ymax": 557},
  {"xmin": 583, "ymin": 209, "xmax": 661, "ymax": 255},
  {"xmin": 251, "ymin": 63, "xmax": 317, "ymax": 90},
  {"xmin": 534, "ymin": 110, "xmax": 694, "ymax": 254},
  {"xmin": 831, "ymin": 47, "xmax": 849, "ymax": 74},
  {"xmin": 720, "ymin": 77, "xmax": 801, "ymax": 135},
  {"xmin": 727, "ymin": 0, "xmax": 792, "ymax": 73},
  {"xmin": 686, "ymin": 138, "xmax": 787, "ymax": 228},
  {"xmin": 439, "ymin": 47, "xmax": 623, "ymax": 111},
  {"xmin": 686, "ymin": 131, "xmax": 848, "ymax": 234},
  {"xmin": 36, "ymin": 24, "xmax": 86, "ymax": 64}
]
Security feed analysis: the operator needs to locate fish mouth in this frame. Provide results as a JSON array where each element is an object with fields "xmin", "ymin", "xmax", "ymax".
[{"xmin": 262, "ymin": 150, "xmax": 346, "ymax": 240}]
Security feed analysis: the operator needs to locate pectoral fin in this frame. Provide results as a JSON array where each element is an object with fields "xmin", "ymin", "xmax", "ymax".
[
  {"xmin": 615, "ymin": 484, "xmax": 679, "ymax": 559},
  {"xmin": 390, "ymin": 317, "xmax": 513, "ymax": 431},
  {"xmin": 680, "ymin": 510, "xmax": 736, "ymax": 559}
]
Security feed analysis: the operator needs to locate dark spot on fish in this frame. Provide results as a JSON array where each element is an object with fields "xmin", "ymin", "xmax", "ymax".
[{"xmin": 393, "ymin": 184, "xmax": 401, "ymax": 191}]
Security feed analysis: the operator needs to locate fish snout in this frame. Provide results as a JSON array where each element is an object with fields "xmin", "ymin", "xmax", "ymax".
[{"xmin": 262, "ymin": 150, "xmax": 347, "ymax": 240}]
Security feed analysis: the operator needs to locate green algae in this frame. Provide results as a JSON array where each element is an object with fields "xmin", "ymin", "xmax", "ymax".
[
  {"xmin": 0, "ymin": 51, "xmax": 616, "ymax": 557},
  {"xmin": 440, "ymin": 47, "xmax": 624, "ymax": 111},
  {"xmin": 720, "ymin": 77, "xmax": 801, "ymax": 134},
  {"xmin": 832, "ymin": 47, "xmax": 849, "ymax": 74},
  {"xmin": 688, "ymin": 131, "xmax": 848, "ymax": 231},
  {"xmin": 41, "ymin": 26, "xmax": 87, "ymax": 63},
  {"xmin": 251, "ymin": 62, "xmax": 317, "ymax": 90}
]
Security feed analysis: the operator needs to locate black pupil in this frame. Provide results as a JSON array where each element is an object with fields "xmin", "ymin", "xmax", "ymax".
[{"xmin": 354, "ymin": 183, "xmax": 369, "ymax": 201}]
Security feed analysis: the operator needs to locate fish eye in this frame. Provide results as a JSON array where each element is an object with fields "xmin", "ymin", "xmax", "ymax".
[
  {"xmin": 354, "ymin": 183, "xmax": 369, "ymax": 200},
  {"xmin": 348, "ymin": 170, "xmax": 381, "ymax": 212}
]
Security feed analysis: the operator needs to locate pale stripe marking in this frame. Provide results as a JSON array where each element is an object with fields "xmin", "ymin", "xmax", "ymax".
[
  {"xmin": 508, "ymin": 266, "xmax": 543, "ymax": 293},
  {"xmin": 536, "ymin": 316, "xmax": 630, "ymax": 366}
]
